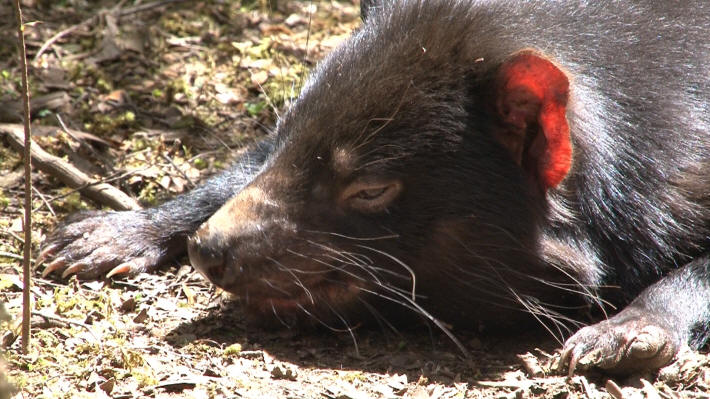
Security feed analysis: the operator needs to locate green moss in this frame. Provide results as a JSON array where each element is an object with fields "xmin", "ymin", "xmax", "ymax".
[
  {"xmin": 223, "ymin": 343, "xmax": 242, "ymax": 357},
  {"xmin": 75, "ymin": 342, "xmax": 99, "ymax": 355},
  {"xmin": 83, "ymin": 111, "xmax": 138, "ymax": 136},
  {"xmin": 122, "ymin": 111, "xmax": 135, "ymax": 123},
  {"xmin": 165, "ymin": 77, "xmax": 190, "ymax": 103},
  {"xmin": 53, "ymin": 286, "xmax": 81, "ymax": 315},
  {"xmin": 53, "ymin": 190, "xmax": 88, "ymax": 213},
  {"xmin": 96, "ymin": 77, "xmax": 112, "ymax": 93},
  {"xmin": 245, "ymin": 101, "xmax": 266, "ymax": 117},
  {"xmin": 193, "ymin": 158, "xmax": 208, "ymax": 170},
  {"xmin": 138, "ymin": 181, "xmax": 160, "ymax": 205},
  {"xmin": 0, "ymin": 274, "xmax": 16, "ymax": 291},
  {"xmin": 0, "ymin": 191, "xmax": 9, "ymax": 209},
  {"xmin": 170, "ymin": 115, "xmax": 199, "ymax": 130},
  {"xmin": 343, "ymin": 371, "xmax": 366, "ymax": 383}
]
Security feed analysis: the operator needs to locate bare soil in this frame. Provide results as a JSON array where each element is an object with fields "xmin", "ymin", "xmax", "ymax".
[{"xmin": 1, "ymin": 1, "xmax": 709, "ymax": 398}]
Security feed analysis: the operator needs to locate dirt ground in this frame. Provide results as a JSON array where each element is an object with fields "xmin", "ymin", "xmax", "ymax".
[{"xmin": 1, "ymin": 1, "xmax": 710, "ymax": 398}]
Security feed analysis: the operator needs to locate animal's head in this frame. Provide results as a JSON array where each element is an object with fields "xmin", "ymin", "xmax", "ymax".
[{"xmin": 188, "ymin": 0, "xmax": 575, "ymax": 329}]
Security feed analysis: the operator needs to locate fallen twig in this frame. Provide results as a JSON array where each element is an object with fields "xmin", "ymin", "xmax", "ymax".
[
  {"xmin": 517, "ymin": 352, "xmax": 546, "ymax": 377},
  {"xmin": 32, "ymin": 185, "xmax": 56, "ymax": 216},
  {"xmin": 640, "ymin": 379, "xmax": 662, "ymax": 399},
  {"xmin": 33, "ymin": 17, "xmax": 98, "ymax": 63},
  {"xmin": 119, "ymin": 0, "xmax": 190, "ymax": 16},
  {"xmin": 0, "ymin": 123, "xmax": 141, "ymax": 211},
  {"xmin": 578, "ymin": 375, "xmax": 596, "ymax": 399},
  {"xmin": 0, "ymin": 92, "xmax": 71, "ymax": 123},
  {"xmin": 0, "ymin": 251, "xmax": 24, "ymax": 261},
  {"xmin": 33, "ymin": 0, "xmax": 188, "ymax": 62},
  {"xmin": 3, "ymin": 230, "xmax": 25, "ymax": 245},
  {"xmin": 606, "ymin": 379, "xmax": 624, "ymax": 399}
]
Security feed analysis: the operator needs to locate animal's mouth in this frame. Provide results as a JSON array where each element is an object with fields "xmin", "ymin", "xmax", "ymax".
[{"xmin": 231, "ymin": 279, "xmax": 363, "ymax": 317}]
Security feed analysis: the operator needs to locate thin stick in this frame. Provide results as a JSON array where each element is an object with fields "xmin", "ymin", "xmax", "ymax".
[
  {"xmin": 34, "ymin": 0, "xmax": 186, "ymax": 62},
  {"xmin": 32, "ymin": 185, "xmax": 56, "ymax": 216},
  {"xmin": 119, "ymin": 0, "xmax": 188, "ymax": 16},
  {"xmin": 31, "ymin": 312, "xmax": 102, "ymax": 347},
  {"xmin": 33, "ymin": 21, "xmax": 89, "ymax": 63},
  {"xmin": 12, "ymin": 0, "xmax": 32, "ymax": 355},
  {"xmin": 0, "ymin": 251, "xmax": 24, "ymax": 261}
]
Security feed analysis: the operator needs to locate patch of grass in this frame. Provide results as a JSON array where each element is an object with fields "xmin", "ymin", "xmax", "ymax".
[
  {"xmin": 245, "ymin": 100, "xmax": 266, "ymax": 117},
  {"xmin": 83, "ymin": 111, "xmax": 137, "ymax": 136}
]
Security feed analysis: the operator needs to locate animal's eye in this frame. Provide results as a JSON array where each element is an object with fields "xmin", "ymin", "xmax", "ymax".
[
  {"xmin": 355, "ymin": 187, "xmax": 387, "ymax": 200},
  {"xmin": 342, "ymin": 180, "xmax": 403, "ymax": 213}
]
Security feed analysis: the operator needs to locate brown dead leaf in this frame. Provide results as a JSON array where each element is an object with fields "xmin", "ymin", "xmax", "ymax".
[
  {"xmin": 104, "ymin": 89, "xmax": 127, "ymax": 104},
  {"xmin": 119, "ymin": 297, "xmax": 137, "ymax": 313},
  {"xmin": 285, "ymin": 13, "xmax": 307, "ymax": 27},
  {"xmin": 270, "ymin": 364, "xmax": 297, "ymax": 380},
  {"xmin": 181, "ymin": 283, "xmax": 195, "ymax": 305},
  {"xmin": 259, "ymin": 22, "xmax": 293, "ymax": 35},
  {"xmin": 133, "ymin": 308, "xmax": 149, "ymax": 324},
  {"xmin": 251, "ymin": 70, "xmax": 269, "ymax": 86},
  {"xmin": 98, "ymin": 378, "xmax": 115, "ymax": 395},
  {"xmin": 38, "ymin": 67, "xmax": 71, "ymax": 90},
  {"xmin": 0, "ymin": 168, "xmax": 23, "ymax": 189},
  {"xmin": 408, "ymin": 386, "xmax": 432, "ymax": 399}
]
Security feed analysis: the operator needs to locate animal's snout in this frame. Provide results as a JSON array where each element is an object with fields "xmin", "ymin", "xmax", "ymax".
[
  {"xmin": 187, "ymin": 231, "xmax": 226, "ymax": 282},
  {"xmin": 186, "ymin": 183, "xmax": 285, "ymax": 286}
]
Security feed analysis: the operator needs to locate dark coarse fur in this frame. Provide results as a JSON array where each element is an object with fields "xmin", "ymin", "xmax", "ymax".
[
  {"xmin": 42, "ymin": 0, "xmax": 710, "ymax": 374},
  {"xmin": 344, "ymin": 0, "xmax": 710, "ymax": 299}
]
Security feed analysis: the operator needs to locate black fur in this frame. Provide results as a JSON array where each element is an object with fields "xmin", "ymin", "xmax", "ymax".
[{"xmin": 43, "ymin": 0, "xmax": 710, "ymax": 374}]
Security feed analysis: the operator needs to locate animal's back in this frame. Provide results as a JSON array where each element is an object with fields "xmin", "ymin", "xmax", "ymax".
[
  {"xmin": 526, "ymin": 0, "xmax": 710, "ymax": 297},
  {"xmin": 472, "ymin": 0, "xmax": 710, "ymax": 293},
  {"xmin": 304, "ymin": 0, "xmax": 710, "ymax": 298}
]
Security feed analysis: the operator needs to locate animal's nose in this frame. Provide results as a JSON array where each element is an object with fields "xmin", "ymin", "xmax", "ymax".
[{"xmin": 187, "ymin": 233, "xmax": 225, "ymax": 282}]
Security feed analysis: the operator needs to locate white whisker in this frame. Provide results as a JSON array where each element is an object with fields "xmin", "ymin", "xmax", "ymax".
[
  {"xmin": 267, "ymin": 256, "xmax": 315, "ymax": 305},
  {"xmin": 304, "ymin": 230, "xmax": 400, "ymax": 241},
  {"xmin": 356, "ymin": 244, "xmax": 417, "ymax": 301},
  {"xmin": 270, "ymin": 300, "xmax": 293, "ymax": 329}
]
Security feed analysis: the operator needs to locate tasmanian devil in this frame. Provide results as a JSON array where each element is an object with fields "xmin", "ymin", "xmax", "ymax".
[{"xmin": 38, "ymin": 0, "xmax": 710, "ymax": 375}]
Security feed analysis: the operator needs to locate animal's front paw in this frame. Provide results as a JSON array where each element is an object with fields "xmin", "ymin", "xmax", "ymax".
[
  {"xmin": 39, "ymin": 210, "xmax": 169, "ymax": 280},
  {"xmin": 560, "ymin": 311, "xmax": 680, "ymax": 376}
]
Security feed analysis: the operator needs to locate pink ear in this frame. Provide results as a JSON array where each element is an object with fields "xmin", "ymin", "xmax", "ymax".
[{"xmin": 495, "ymin": 52, "xmax": 571, "ymax": 190}]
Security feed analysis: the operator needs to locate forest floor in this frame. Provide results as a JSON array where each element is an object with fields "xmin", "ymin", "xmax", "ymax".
[{"xmin": 0, "ymin": 1, "xmax": 709, "ymax": 398}]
